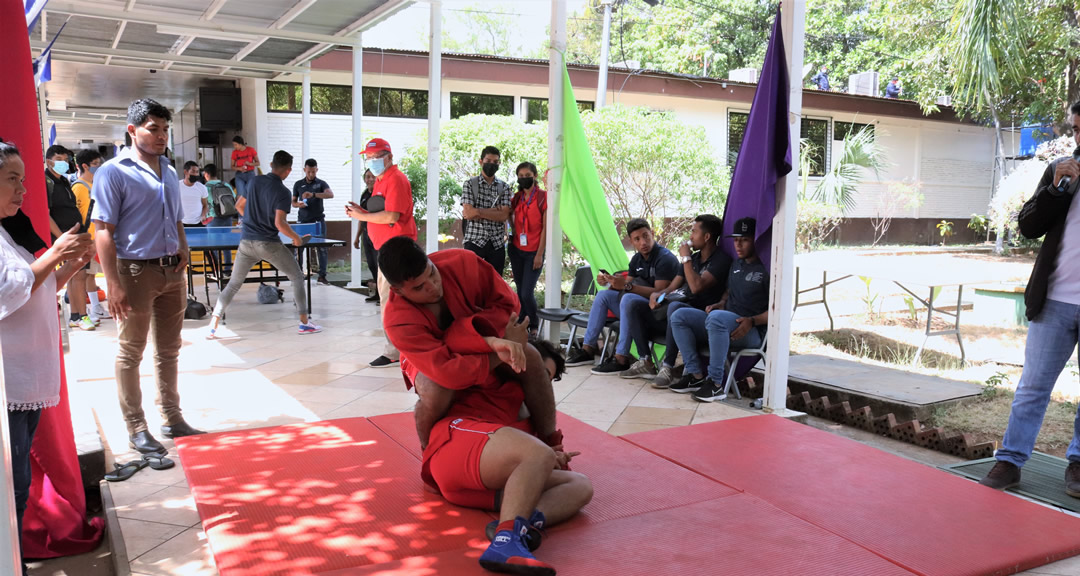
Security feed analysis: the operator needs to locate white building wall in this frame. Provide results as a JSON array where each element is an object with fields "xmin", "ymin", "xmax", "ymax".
[{"xmin": 252, "ymin": 70, "xmax": 998, "ymax": 223}]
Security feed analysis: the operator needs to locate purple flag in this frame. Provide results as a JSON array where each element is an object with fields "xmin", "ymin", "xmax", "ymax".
[{"xmin": 721, "ymin": 5, "xmax": 792, "ymax": 272}]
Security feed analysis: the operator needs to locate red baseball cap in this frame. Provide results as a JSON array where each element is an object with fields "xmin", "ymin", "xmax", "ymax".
[{"xmin": 363, "ymin": 138, "xmax": 392, "ymax": 157}]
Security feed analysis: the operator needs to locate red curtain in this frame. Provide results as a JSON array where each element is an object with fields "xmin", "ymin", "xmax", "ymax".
[{"xmin": 1, "ymin": 1, "xmax": 105, "ymax": 558}]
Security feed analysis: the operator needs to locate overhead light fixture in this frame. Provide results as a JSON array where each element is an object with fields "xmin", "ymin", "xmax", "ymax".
[{"xmin": 155, "ymin": 25, "xmax": 259, "ymax": 43}]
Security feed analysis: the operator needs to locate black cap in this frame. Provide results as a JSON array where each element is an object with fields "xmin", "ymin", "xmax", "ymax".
[{"xmin": 727, "ymin": 217, "xmax": 756, "ymax": 238}]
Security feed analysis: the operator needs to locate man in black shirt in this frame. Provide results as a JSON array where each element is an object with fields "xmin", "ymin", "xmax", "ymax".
[
  {"xmin": 292, "ymin": 158, "xmax": 334, "ymax": 285},
  {"xmin": 669, "ymin": 217, "xmax": 770, "ymax": 401},
  {"xmin": 45, "ymin": 145, "xmax": 81, "ymax": 239},
  {"xmin": 567, "ymin": 218, "xmax": 679, "ymax": 373}
]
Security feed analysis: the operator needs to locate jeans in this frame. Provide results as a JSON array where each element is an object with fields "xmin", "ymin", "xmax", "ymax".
[
  {"xmin": 583, "ymin": 289, "xmax": 623, "ymax": 349},
  {"xmin": 361, "ymin": 230, "xmax": 378, "ymax": 283},
  {"xmin": 9, "ymin": 408, "xmax": 41, "ymax": 566},
  {"xmin": 296, "ymin": 218, "xmax": 328, "ymax": 278},
  {"xmin": 115, "ymin": 260, "xmax": 186, "ymax": 434},
  {"xmin": 620, "ymin": 293, "xmax": 664, "ymax": 358},
  {"xmin": 234, "ymin": 171, "xmax": 256, "ymax": 198},
  {"xmin": 998, "ymin": 299, "xmax": 1080, "ymax": 467},
  {"xmin": 508, "ymin": 244, "xmax": 542, "ymax": 330},
  {"xmin": 671, "ymin": 309, "xmax": 762, "ymax": 382},
  {"xmin": 464, "ymin": 241, "xmax": 506, "ymax": 277},
  {"xmin": 661, "ymin": 301, "xmax": 693, "ymax": 366},
  {"xmin": 213, "ymin": 240, "xmax": 307, "ymax": 321},
  {"xmin": 209, "ymin": 216, "xmax": 234, "ymax": 267}
]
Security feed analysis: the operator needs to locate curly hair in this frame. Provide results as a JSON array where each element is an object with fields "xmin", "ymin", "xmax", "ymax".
[{"xmin": 530, "ymin": 338, "xmax": 566, "ymax": 381}]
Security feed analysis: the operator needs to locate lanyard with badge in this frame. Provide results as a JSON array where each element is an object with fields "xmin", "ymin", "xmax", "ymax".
[{"xmin": 517, "ymin": 188, "xmax": 536, "ymax": 247}]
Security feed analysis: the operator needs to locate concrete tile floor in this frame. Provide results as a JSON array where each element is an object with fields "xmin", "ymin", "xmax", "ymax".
[{"xmin": 29, "ymin": 279, "xmax": 1080, "ymax": 575}]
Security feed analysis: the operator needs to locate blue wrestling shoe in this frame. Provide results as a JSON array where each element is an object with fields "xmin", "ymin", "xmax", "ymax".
[
  {"xmin": 479, "ymin": 516, "xmax": 556, "ymax": 575},
  {"xmin": 485, "ymin": 509, "xmax": 545, "ymax": 551}
]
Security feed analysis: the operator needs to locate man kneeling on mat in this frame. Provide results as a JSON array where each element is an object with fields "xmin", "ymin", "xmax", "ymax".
[{"xmin": 380, "ymin": 236, "xmax": 592, "ymax": 576}]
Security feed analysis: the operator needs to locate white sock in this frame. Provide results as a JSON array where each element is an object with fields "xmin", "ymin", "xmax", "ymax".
[{"xmin": 88, "ymin": 291, "xmax": 100, "ymax": 308}]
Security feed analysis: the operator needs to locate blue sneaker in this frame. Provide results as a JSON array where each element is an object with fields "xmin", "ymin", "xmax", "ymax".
[
  {"xmin": 298, "ymin": 322, "xmax": 322, "ymax": 335},
  {"xmin": 478, "ymin": 516, "xmax": 556, "ymax": 575},
  {"xmin": 485, "ymin": 509, "xmax": 545, "ymax": 551}
]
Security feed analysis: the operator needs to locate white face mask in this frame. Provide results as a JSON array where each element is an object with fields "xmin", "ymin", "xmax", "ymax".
[{"xmin": 368, "ymin": 157, "xmax": 387, "ymax": 176}]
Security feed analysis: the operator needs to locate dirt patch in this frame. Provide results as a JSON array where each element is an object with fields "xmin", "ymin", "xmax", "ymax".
[
  {"xmin": 929, "ymin": 388, "xmax": 1078, "ymax": 458},
  {"xmin": 806, "ymin": 328, "xmax": 963, "ymax": 370}
]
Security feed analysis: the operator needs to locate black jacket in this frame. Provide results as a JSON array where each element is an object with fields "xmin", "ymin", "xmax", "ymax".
[{"xmin": 1021, "ymin": 158, "xmax": 1077, "ymax": 320}]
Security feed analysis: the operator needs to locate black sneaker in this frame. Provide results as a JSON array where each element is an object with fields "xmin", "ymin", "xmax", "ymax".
[
  {"xmin": 692, "ymin": 379, "xmax": 726, "ymax": 402},
  {"xmin": 369, "ymin": 355, "xmax": 399, "ymax": 368},
  {"xmin": 317, "ymin": 276, "xmax": 331, "ymax": 285},
  {"xmin": 365, "ymin": 293, "xmax": 380, "ymax": 303},
  {"xmin": 669, "ymin": 373, "xmax": 706, "ymax": 394},
  {"xmin": 565, "ymin": 347, "xmax": 595, "ymax": 367},
  {"xmin": 591, "ymin": 357, "xmax": 631, "ymax": 375}
]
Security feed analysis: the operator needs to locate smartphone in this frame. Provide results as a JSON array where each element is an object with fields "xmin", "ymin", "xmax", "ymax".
[
  {"xmin": 657, "ymin": 293, "xmax": 666, "ymax": 304},
  {"xmin": 81, "ymin": 199, "xmax": 95, "ymax": 233},
  {"xmin": 599, "ymin": 269, "xmax": 609, "ymax": 275}
]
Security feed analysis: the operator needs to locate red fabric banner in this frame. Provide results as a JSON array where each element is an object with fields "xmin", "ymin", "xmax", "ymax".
[{"xmin": 0, "ymin": 0, "xmax": 105, "ymax": 558}]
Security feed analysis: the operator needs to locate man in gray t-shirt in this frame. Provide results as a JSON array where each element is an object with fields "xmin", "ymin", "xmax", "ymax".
[{"xmin": 980, "ymin": 101, "xmax": 1080, "ymax": 495}]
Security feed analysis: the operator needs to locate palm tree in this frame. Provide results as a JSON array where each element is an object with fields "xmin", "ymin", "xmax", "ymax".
[{"xmin": 811, "ymin": 127, "xmax": 888, "ymax": 214}]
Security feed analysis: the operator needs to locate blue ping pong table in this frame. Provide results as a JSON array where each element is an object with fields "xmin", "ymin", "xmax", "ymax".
[{"xmin": 185, "ymin": 223, "xmax": 346, "ymax": 315}]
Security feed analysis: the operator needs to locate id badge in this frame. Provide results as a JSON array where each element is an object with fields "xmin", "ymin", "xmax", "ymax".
[{"xmin": 519, "ymin": 233, "xmax": 528, "ymax": 247}]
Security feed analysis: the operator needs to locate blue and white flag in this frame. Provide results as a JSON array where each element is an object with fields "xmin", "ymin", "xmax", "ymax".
[
  {"xmin": 25, "ymin": 0, "xmax": 47, "ymax": 32},
  {"xmin": 48, "ymin": 124, "xmax": 56, "ymax": 147},
  {"xmin": 33, "ymin": 47, "xmax": 51, "ymax": 87}
]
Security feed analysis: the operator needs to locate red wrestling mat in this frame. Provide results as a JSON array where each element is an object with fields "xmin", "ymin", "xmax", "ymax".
[
  {"xmin": 174, "ymin": 418, "xmax": 494, "ymax": 576},
  {"xmin": 369, "ymin": 411, "xmax": 739, "ymax": 531},
  {"xmin": 340, "ymin": 494, "xmax": 915, "ymax": 576},
  {"xmin": 623, "ymin": 414, "xmax": 1080, "ymax": 576}
]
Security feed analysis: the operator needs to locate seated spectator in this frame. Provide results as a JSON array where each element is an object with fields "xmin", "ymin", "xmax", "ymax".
[
  {"xmin": 668, "ymin": 217, "xmax": 769, "ymax": 401},
  {"xmin": 646, "ymin": 214, "xmax": 733, "ymax": 387},
  {"xmin": 565, "ymin": 218, "xmax": 678, "ymax": 371}
]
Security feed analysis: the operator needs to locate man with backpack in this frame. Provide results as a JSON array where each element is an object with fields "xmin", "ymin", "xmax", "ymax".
[{"xmin": 203, "ymin": 163, "xmax": 238, "ymax": 269}]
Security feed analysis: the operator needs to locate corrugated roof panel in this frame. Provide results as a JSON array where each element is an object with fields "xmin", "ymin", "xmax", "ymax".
[
  {"xmin": 215, "ymin": 0, "xmax": 293, "ymax": 24},
  {"xmin": 184, "ymin": 38, "xmax": 249, "ymax": 60},
  {"xmin": 117, "ymin": 22, "xmax": 180, "ymax": 52},
  {"xmin": 242, "ymin": 37, "xmax": 317, "ymax": 65},
  {"xmin": 52, "ymin": 15, "xmax": 121, "ymax": 49},
  {"xmin": 287, "ymin": 0, "xmax": 386, "ymax": 33},
  {"xmin": 133, "ymin": 0, "xmax": 215, "ymax": 15}
]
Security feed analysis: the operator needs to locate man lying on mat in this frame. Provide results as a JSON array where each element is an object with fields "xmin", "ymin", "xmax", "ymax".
[{"xmin": 379, "ymin": 237, "xmax": 592, "ymax": 576}]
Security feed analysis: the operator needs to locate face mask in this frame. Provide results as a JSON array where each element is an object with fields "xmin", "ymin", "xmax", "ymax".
[
  {"xmin": 51, "ymin": 160, "xmax": 69, "ymax": 175},
  {"xmin": 517, "ymin": 177, "xmax": 534, "ymax": 191},
  {"xmin": 482, "ymin": 163, "xmax": 498, "ymax": 178},
  {"xmin": 187, "ymin": 175, "xmax": 199, "ymax": 184},
  {"xmin": 88, "ymin": 165, "xmax": 99, "ymax": 175},
  {"xmin": 368, "ymin": 157, "xmax": 387, "ymax": 176}
]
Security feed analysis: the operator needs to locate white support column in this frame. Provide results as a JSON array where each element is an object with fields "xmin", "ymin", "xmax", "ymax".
[
  {"xmin": 301, "ymin": 64, "xmax": 311, "ymax": 162},
  {"xmin": 596, "ymin": 0, "xmax": 613, "ymax": 109},
  {"xmin": 0, "ymin": 345, "xmax": 23, "ymax": 576},
  {"xmin": 348, "ymin": 34, "xmax": 366, "ymax": 289},
  {"xmin": 38, "ymin": 83, "xmax": 48, "ymax": 151},
  {"xmin": 763, "ymin": 0, "xmax": 805, "ymax": 415},
  {"xmin": 426, "ymin": 0, "xmax": 442, "ymax": 253},
  {"xmin": 544, "ymin": 0, "xmax": 566, "ymax": 341}
]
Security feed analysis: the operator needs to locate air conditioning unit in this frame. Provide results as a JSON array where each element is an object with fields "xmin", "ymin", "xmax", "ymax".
[
  {"xmin": 935, "ymin": 95, "xmax": 952, "ymax": 107},
  {"xmin": 848, "ymin": 71, "xmax": 879, "ymax": 96},
  {"xmin": 728, "ymin": 68, "xmax": 759, "ymax": 84}
]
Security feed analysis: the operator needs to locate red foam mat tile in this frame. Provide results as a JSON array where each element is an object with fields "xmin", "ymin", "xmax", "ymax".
[
  {"xmin": 369, "ymin": 411, "xmax": 739, "ymax": 531},
  {"xmin": 623, "ymin": 414, "xmax": 1080, "ymax": 576},
  {"xmin": 342, "ymin": 494, "xmax": 916, "ymax": 576},
  {"xmin": 175, "ymin": 418, "xmax": 492, "ymax": 576}
]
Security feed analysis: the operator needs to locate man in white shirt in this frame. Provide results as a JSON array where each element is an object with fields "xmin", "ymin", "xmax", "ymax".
[{"xmin": 179, "ymin": 161, "xmax": 208, "ymax": 226}]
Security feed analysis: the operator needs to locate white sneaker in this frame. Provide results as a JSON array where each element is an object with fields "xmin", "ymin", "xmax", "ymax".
[{"xmin": 91, "ymin": 304, "xmax": 111, "ymax": 319}]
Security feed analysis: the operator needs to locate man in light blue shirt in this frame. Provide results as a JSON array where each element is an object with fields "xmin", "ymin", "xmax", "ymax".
[{"xmin": 92, "ymin": 98, "xmax": 204, "ymax": 456}]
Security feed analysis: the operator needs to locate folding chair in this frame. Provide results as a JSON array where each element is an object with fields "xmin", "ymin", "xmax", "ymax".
[
  {"xmin": 701, "ymin": 328, "xmax": 768, "ymax": 401},
  {"xmin": 537, "ymin": 265, "xmax": 596, "ymax": 350}
]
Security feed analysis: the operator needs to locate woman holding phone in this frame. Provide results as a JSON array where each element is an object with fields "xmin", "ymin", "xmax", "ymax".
[{"xmin": 508, "ymin": 162, "xmax": 546, "ymax": 335}]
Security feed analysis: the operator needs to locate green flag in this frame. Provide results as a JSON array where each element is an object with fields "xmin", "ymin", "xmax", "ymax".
[{"xmin": 559, "ymin": 65, "xmax": 627, "ymax": 276}]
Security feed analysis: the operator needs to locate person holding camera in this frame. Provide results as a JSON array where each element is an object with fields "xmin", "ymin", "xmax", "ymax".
[{"xmin": 981, "ymin": 101, "xmax": 1080, "ymax": 496}]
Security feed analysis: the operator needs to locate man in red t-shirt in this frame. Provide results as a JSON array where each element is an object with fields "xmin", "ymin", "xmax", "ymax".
[
  {"xmin": 346, "ymin": 138, "xmax": 418, "ymax": 369},
  {"xmin": 379, "ymin": 236, "xmax": 591, "ymax": 575}
]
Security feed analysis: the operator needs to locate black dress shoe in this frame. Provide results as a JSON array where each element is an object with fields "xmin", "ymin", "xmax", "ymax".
[
  {"xmin": 365, "ymin": 293, "xmax": 380, "ymax": 303},
  {"xmin": 129, "ymin": 430, "xmax": 167, "ymax": 455},
  {"xmin": 161, "ymin": 420, "xmax": 206, "ymax": 438}
]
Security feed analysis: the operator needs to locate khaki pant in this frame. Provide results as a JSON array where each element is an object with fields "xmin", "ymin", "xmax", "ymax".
[
  {"xmin": 115, "ymin": 260, "xmax": 186, "ymax": 435},
  {"xmin": 377, "ymin": 266, "xmax": 399, "ymax": 361}
]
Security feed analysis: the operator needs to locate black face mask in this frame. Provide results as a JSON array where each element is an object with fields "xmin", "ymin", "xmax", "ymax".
[
  {"xmin": 187, "ymin": 175, "xmax": 199, "ymax": 184},
  {"xmin": 517, "ymin": 177, "xmax": 534, "ymax": 191},
  {"xmin": 482, "ymin": 163, "xmax": 499, "ymax": 178}
]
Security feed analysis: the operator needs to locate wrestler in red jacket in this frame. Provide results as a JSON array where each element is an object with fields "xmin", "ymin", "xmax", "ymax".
[{"xmin": 380, "ymin": 238, "xmax": 592, "ymax": 576}]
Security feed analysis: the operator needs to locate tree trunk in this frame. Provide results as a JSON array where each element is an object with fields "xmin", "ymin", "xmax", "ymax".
[
  {"xmin": 1066, "ymin": 6, "xmax": 1080, "ymax": 113},
  {"xmin": 985, "ymin": 87, "xmax": 1008, "ymax": 254}
]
